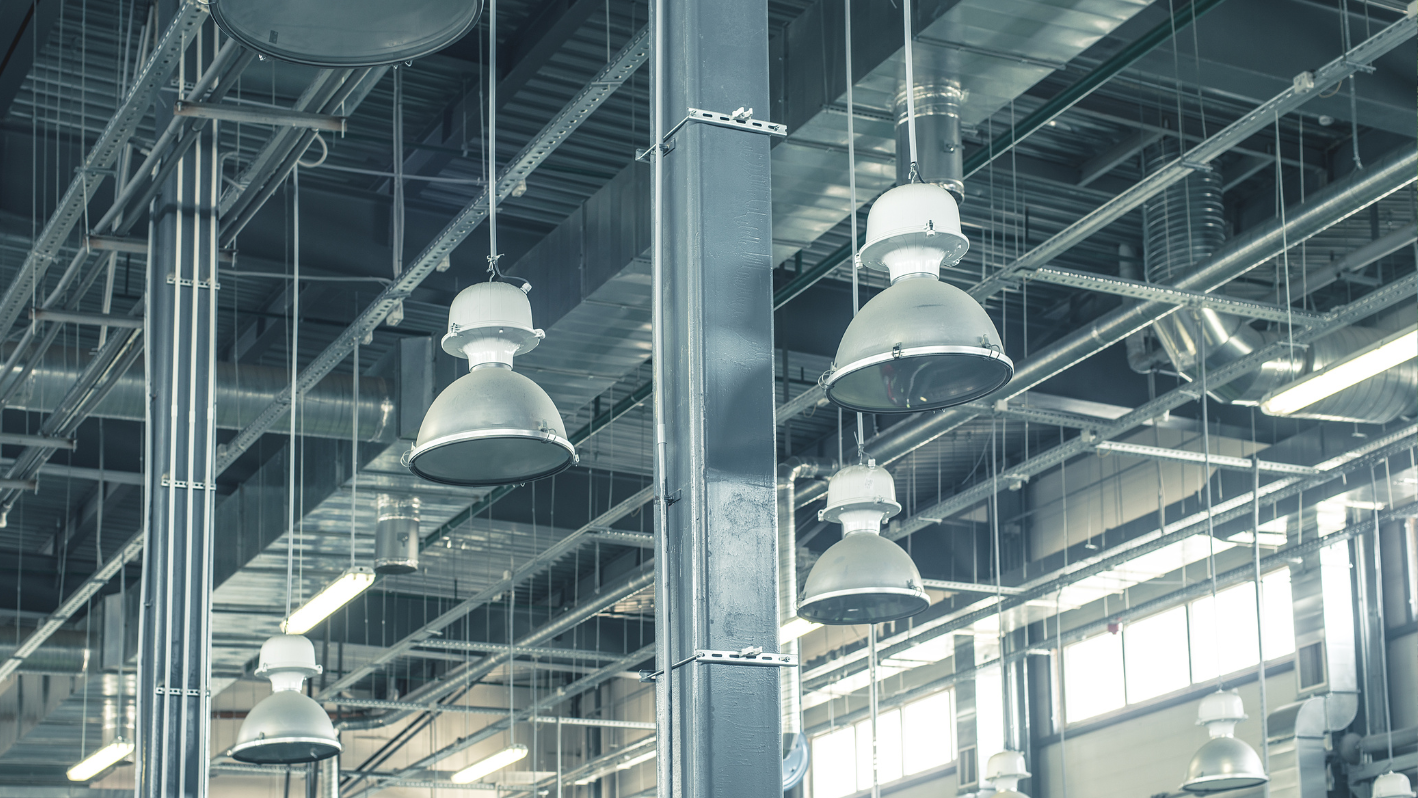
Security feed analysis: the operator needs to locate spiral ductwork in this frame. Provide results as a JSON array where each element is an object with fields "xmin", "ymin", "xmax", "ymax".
[
  {"xmin": 5, "ymin": 347, "xmax": 394, "ymax": 441},
  {"xmin": 894, "ymin": 78, "xmax": 965, "ymax": 199},
  {"xmin": 1141, "ymin": 141, "xmax": 1414, "ymax": 422}
]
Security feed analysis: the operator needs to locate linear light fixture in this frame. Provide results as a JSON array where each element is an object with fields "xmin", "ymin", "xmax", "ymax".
[
  {"xmin": 1261, "ymin": 325, "xmax": 1417, "ymax": 416},
  {"xmin": 1226, "ymin": 530, "xmax": 1287, "ymax": 547},
  {"xmin": 451, "ymin": 744, "xmax": 529, "ymax": 784},
  {"xmin": 779, "ymin": 617, "xmax": 822, "ymax": 645},
  {"xmin": 282, "ymin": 567, "xmax": 376, "ymax": 635},
  {"xmin": 67, "ymin": 738, "xmax": 135, "ymax": 781},
  {"xmin": 616, "ymin": 750, "xmax": 656, "ymax": 770}
]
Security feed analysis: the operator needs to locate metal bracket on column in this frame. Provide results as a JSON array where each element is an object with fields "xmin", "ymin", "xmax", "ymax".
[
  {"xmin": 166, "ymin": 273, "xmax": 220, "ymax": 290},
  {"xmin": 635, "ymin": 141, "xmax": 676, "ymax": 162},
  {"xmin": 161, "ymin": 474, "xmax": 216, "ymax": 490},
  {"xmin": 638, "ymin": 646, "xmax": 797, "ymax": 682},
  {"xmin": 663, "ymin": 107, "xmax": 787, "ymax": 143}
]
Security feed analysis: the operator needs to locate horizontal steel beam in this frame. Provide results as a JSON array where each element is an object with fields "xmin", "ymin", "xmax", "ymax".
[
  {"xmin": 0, "ymin": 433, "xmax": 74, "ymax": 450},
  {"xmin": 968, "ymin": 14, "xmax": 1418, "ymax": 301},
  {"xmin": 174, "ymin": 100, "xmax": 347, "ymax": 131},
  {"xmin": 415, "ymin": 639, "xmax": 626, "ymax": 661},
  {"xmin": 30, "ymin": 309, "xmax": 144, "ymax": 330},
  {"xmin": 0, "ymin": 479, "xmax": 36, "ymax": 491},
  {"xmin": 1028, "ymin": 266, "xmax": 1326, "ymax": 324},
  {"xmin": 1094, "ymin": 440, "xmax": 1321, "ymax": 475},
  {"xmin": 920, "ymin": 579, "xmax": 1024, "ymax": 595},
  {"xmin": 328, "ymin": 698, "xmax": 654, "ymax": 729},
  {"xmin": 84, "ymin": 235, "xmax": 236, "ymax": 263}
]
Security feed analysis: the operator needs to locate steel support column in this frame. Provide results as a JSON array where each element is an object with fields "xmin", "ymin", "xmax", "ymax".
[
  {"xmin": 655, "ymin": 0, "xmax": 781, "ymax": 793},
  {"xmin": 135, "ymin": 19, "xmax": 220, "ymax": 795}
]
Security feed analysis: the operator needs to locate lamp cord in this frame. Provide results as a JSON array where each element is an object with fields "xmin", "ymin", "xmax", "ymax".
[
  {"xmin": 285, "ymin": 165, "xmax": 300, "ymax": 622},
  {"xmin": 900, "ymin": 0, "xmax": 919, "ymax": 182},
  {"xmin": 845, "ymin": 0, "xmax": 866, "ymax": 464},
  {"xmin": 487, "ymin": 0, "xmax": 503, "ymax": 278}
]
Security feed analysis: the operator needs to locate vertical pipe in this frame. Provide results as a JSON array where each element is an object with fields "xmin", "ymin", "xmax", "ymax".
[
  {"xmin": 658, "ymin": 0, "xmax": 780, "ymax": 792},
  {"xmin": 1252, "ymin": 457, "xmax": 1270, "ymax": 795}
]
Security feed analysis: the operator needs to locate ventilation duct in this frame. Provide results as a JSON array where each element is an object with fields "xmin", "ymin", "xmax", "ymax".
[
  {"xmin": 7, "ymin": 348, "xmax": 393, "ymax": 442},
  {"xmin": 374, "ymin": 494, "xmax": 420, "ymax": 575},
  {"xmin": 779, "ymin": 457, "xmax": 832, "ymax": 792},
  {"xmin": 1266, "ymin": 697, "xmax": 1328, "ymax": 798},
  {"xmin": 1288, "ymin": 528, "xmax": 1360, "ymax": 732},
  {"xmin": 895, "ymin": 78, "xmax": 965, "ymax": 199},
  {"xmin": 1142, "ymin": 141, "xmax": 1416, "ymax": 423}
]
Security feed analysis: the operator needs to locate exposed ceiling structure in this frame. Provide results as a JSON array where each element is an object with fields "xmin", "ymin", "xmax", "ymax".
[{"xmin": 0, "ymin": 0, "xmax": 1413, "ymax": 793}]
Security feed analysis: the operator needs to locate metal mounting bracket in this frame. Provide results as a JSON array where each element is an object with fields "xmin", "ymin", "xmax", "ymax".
[
  {"xmin": 664, "ymin": 107, "xmax": 787, "ymax": 142},
  {"xmin": 638, "ymin": 646, "xmax": 797, "ymax": 682}
]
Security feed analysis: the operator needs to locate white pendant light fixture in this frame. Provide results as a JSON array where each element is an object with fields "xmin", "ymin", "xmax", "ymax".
[
  {"xmin": 798, "ymin": 461, "xmax": 929, "ymax": 624},
  {"xmin": 1181, "ymin": 691, "xmax": 1269, "ymax": 792},
  {"xmin": 1260, "ymin": 324, "xmax": 1417, "ymax": 416},
  {"xmin": 986, "ymin": 750, "xmax": 1032, "ymax": 798},
  {"xmin": 282, "ymin": 566, "xmax": 376, "ymax": 634},
  {"xmin": 230, "ymin": 635, "xmax": 342, "ymax": 765},
  {"xmin": 406, "ymin": 0, "xmax": 576, "ymax": 488},
  {"xmin": 450, "ymin": 744, "xmax": 529, "ymax": 783},
  {"xmin": 1373, "ymin": 772, "xmax": 1416, "ymax": 798},
  {"xmin": 66, "ymin": 738, "xmax": 135, "ymax": 782},
  {"xmin": 406, "ymin": 282, "xmax": 578, "ymax": 485},
  {"xmin": 821, "ymin": 0, "xmax": 1011, "ymax": 415},
  {"xmin": 211, "ymin": 0, "xmax": 483, "ymax": 67}
]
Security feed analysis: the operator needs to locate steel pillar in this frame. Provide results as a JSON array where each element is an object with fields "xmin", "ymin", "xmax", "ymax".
[
  {"xmin": 135, "ymin": 16, "xmax": 220, "ymax": 796},
  {"xmin": 653, "ymin": 0, "xmax": 780, "ymax": 793}
]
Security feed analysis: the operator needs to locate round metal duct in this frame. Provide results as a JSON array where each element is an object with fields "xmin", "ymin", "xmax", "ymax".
[
  {"xmin": 375, "ymin": 494, "xmax": 420, "ymax": 575},
  {"xmin": 210, "ymin": 0, "xmax": 483, "ymax": 67}
]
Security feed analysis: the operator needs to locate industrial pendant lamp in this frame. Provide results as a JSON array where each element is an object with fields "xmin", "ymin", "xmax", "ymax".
[
  {"xmin": 822, "ymin": 183, "xmax": 1014, "ymax": 413},
  {"xmin": 230, "ymin": 635, "xmax": 342, "ymax": 765},
  {"xmin": 798, "ymin": 462, "xmax": 929, "ymax": 624},
  {"xmin": 986, "ymin": 750, "xmax": 1031, "ymax": 798},
  {"xmin": 210, "ymin": 0, "xmax": 483, "ymax": 67},
  {"xmin": 406, "ymin": 281, "xmax": 577, "ymax": 486},
  {"xmin": 1181, "ymin": 691, "xmax": 1269, "ymax": 792},
  {"xmin": 1373, "ymin": 772, "xmax": 1416, "ymax": 798}
]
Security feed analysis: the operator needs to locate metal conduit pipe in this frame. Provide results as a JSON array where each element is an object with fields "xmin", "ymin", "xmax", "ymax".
[
  {"xmin": 0, "ymin": 625, "xmax": 92, "ymax": 673},
  {"xmin": 5, "ymin": 347, "xmax": 394, "ymax": 442},
  {"xmin": 790, "ymin": 143, "xmax": 1418, "ymax": 508},
  {"xmin": 778, "ymin": 456, "xmax": 834, "ymax": 736},
  {"xmin": 1142, "ymin": 140, "xmax": 1417, "ymax": 421},
  {"xmin": 336, "ymin": 564, "xmax": 656, "ymax": 732}
]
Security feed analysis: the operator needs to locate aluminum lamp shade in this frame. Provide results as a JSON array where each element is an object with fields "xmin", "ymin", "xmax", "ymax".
[
  {"xmin": 799, "ymin": 463, "xmax": 928, "ymax": 624},
  {"xmin": 1182, "ymin": 737, "xmax": 1268, "ymax": 792},
  {"xmin": 408, "ymin": 282, "xmax": 576, "ymax": 487},
  {"xmin": 229, "ymin": 691, "xmax": 342, "ymax": 765},
  {"xmin": 825, "ymin": 184, "xmax": 1010, "ymax": 414},
  {"xmin": 1373, "ymin": 772, "xmax": 1416, "ymax": 798},
  {"xmin": 1182, "ymin": 691, "xmax": 1267, "ymax": 793},
  {"xmin": 210, "ymin": 0, "xmax": 483, "ymax": 67}
]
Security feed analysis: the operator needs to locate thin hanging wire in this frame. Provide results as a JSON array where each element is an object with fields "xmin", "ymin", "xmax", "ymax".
[
  {"xmin": 285, "ymin": 166, "xmax": 301, "ymax": 622},
  {"xmin": 350, "ymin": 341, "xmax": 359, "ymax": 569},
  {"xmin": 1250, "ymin": 439, "xmax": 1270, "ymax": 793},
  {"xmin": 845, "ymin": 0, "xmax": 866, "ymax": 462},
  {"xmin": 393, "ymin": 69, "xmax": 405, "ymax": 281},
  {"xmin": 1196, "ymin": 310, "xmax": 1223, "ymax": 684},
  {"xmin": 868, "ymin": 621, "xmax": 881, "ymax": 798},
  {"xmin": 487, "ymin": 0, "xmax": 504, "ymax": 279},
  {"xmin": 900, "ymin": 0, "xmax": 920, "ymax": 182}
]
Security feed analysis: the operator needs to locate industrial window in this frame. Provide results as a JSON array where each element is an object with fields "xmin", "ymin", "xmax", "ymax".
[
  {"xmin": 811, "ymin": 689, "xmax": 955, "ymax": 798},
  {"xmin": 1123, "ymin": 605, "xmax": 1191, "ymax": 702},
  {"xmin": 1060, "ymin": 569, "xmax": 1298, "ymax": 726},
  {"xmin": 1062, "ymin": 630, "xmax": 1126, "ymax": 722}
]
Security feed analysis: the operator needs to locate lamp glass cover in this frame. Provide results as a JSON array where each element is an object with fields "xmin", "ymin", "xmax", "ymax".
[
  {"xmin": 1181, "ymin": 737, "xmax": 1268, "ymax": 793},
  {"xmin": 211, "ymin": 0, "xmax": 483, "ymax": 67},
  {"xmin": 229, "ymin": 691, "xmax": 342, "ymax": 765},
  {"xmin": 798, "ymin": 532, "xmax": 929, "ymax": 624}
]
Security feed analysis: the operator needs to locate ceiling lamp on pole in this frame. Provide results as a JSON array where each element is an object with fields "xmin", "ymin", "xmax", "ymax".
[
  {"xmin": 823, "ymin": 183, "xmax": 1013, "ymax": 413},
  {"xmin": 986, "ymin": 750, "xmax": 1031, "ymax": 798},
  {"xmin": 211, "ymin": 0, "xmax": 483, "ymax": 67},
  {"xmin": 798, "ymin": 462, "xmax": 929, "ymax": 624},
  {"xmin": 229, "ymin": 635, "xmax": 342, "ymax": 765},
  {"xmin": 1182, "ymin": 691, "xmax": 1269, "ymax": 793},
  {"xmin": 406, "ymin": 282, "xmax": 577, "ymax": 486}
]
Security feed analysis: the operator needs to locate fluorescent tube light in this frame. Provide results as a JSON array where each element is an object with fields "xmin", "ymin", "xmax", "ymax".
[
  {"xmin": 282, "ymin": 567, "xmax": 376, "ymax": 634},
  {"xmin": 1226, "ymin": 530, "xmax": 1287, "ymax": 547},
  {"xmin": 451, "ymin": 744, "xmax": 528, "ymax": 784},
  {"xmin": 1261, "ymin": 325, "xmax": 1417, "ymax": 416},
  {"xmin": 617, "ymin": 750, "xmax": 656, "ymax": 770},
  {"xmin": 779, "ymin": 617, "xmax": 822, "ymax": 645},
  {"xmin": 67, "ymin": 738, "xmax": 135, "ymax": 781}
]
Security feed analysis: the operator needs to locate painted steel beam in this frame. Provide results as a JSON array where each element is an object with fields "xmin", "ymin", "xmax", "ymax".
[{"xmin": 1027, "ymin": 266, "xmax": 1326, "ymax": 325}]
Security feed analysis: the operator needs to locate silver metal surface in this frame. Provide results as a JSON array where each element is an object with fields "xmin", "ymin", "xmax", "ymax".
[
  {"xmin": 1027, "ymin": 266, "xmax": 1323, "ymax": 324},
  {"xmin": 173, "ymin": 100, "xmax": 348, "ymax": 131},
  {"xmin": 209, "ymin": 0, "xmax": 483, "ymax": 67}
]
